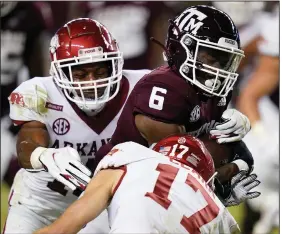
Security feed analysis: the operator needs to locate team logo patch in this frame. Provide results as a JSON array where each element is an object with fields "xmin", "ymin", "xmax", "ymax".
[
  {"xmin": 174, "ymin": 8, "xmax": 207, "ymax": 35},
  {"xmin": 178, "ymin": 137, "xmax": 186, "ymax": 144},
  {"xmin": 53, "ymin": 118, "xmax": 70, "ymax": 135},
  {"xmin": 8, "ymin": 92, "xmax": 25, "ymax": 107},
  {"xmin": 190, "ymin": 105, "xmax": 200, "ymax": 122}
]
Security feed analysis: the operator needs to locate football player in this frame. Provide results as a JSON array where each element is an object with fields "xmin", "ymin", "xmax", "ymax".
[
  {"xmin": 34, "ymin": 134, "xmax": 259, "ymax": 234},
  {"xmin": 3, "ymin": 18, "xmax": 150, "ymax": 233},
  {"xmin": 95, "ymin": 5, "xmax": 252, "ymax": 206}
]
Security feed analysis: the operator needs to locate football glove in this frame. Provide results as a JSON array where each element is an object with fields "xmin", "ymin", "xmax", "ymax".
[
  {"xmin": 215, "ymin": 170, "xmax": 261, "ymax": 207},
  {"xmin": 30, "ymin": 146, "xmax": 92, "ymax": 191},
  {"xmin": 210, "ymin": 109, "xmax": 251, "ymax": 144}
]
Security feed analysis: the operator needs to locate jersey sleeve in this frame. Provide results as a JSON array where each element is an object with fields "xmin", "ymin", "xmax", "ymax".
[
  {"xmin": 133, "ymin": 81, "xmax": 188, "ymax": 124},
  {"xmin": 9, "ymin": 78, "xmax": 48, "ymax": 125}
]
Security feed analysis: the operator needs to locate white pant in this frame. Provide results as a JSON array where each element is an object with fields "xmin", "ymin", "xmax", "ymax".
[
  {"xmin": 4, "ymin": 203, "xmax": 110, "ymax": 234},
  {"xmin": 5, "ymin": 169, "xmax": 110, "ymax": 234},
  {"xmin": 3, "ymin": 204, "xmax": 51, "ymax": 234}
]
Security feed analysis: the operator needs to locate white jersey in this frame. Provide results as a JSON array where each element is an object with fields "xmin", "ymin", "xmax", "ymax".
[
  {"xmin": 8, "ymin": 69, "xmax": 150, "ymax": 222},
  {"xmin": 95, "ymin": 142, "xmax": 240, "ymax": 234}
]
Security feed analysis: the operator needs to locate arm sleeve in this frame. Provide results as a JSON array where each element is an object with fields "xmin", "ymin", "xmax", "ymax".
[
  {"xmin": 133, "ymin": 81, "xmax": 188, "ymax": 124},
  {"xmin": 229, "ymin": 140, "xmax": 254, "ymax": 174},
  {"xmin": 9, "ymin": 78, "xmax": 48, "ymax": 125}
]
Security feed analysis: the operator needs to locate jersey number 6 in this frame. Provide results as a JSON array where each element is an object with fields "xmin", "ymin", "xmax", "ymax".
[
  {"xmin": 146, "ymin": 163, "xmax": 220, "ymax": 234},
  {"xmin": 149, "ymin": 86, "xmax": 167, "ymax": 110}
]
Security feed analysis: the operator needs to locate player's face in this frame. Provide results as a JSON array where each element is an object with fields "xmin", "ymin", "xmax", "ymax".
[
  {"xmin": 196, "ymin": 49, "xmax": 225, "ymax": 87},
  {"xmin": 195, "ymin": 47, "xmax": 239, "ymax": 95},
  {"xmin": 71, "ymin": 62, "xmax": 111, "ymax": 99}
]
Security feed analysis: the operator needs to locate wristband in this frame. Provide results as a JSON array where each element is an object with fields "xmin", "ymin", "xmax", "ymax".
[
  {"xmin": 232, "ymin": 159, "xmax": 249, "ymax": 172},
  {"xmin": 30, "ymin": 147, "xmax": 47, "ymax": 169}
]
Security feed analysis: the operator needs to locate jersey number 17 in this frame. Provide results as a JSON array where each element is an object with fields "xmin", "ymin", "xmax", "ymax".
[{"xmin": 146, "ymin": 163, "xmax": 220, "ymax": 234}]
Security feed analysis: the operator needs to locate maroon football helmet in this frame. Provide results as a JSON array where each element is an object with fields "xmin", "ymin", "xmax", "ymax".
[
  {"xmin": 152, "ymin": 134, "xmax": 216, "ymax": 188},
  {"xmin": 49, "ymin": 18, "xmax": 124, "ymax": 114},
  {"xmin": 164, "ymin": 5, "xmax": 245, "ymax": 97}
]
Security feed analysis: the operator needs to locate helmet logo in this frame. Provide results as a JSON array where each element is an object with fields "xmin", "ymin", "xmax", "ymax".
[
  {"xmin": 178, "ymin": 137, "xmax": 186, "ymax": 144},
  {"xmin": 174, "ymin": 8, "xmax": 207, "ymax": 35},
  {"xmin": 158, "ymin": 146, "xmax": 171, "ymax": 156},
  {"xmin": 187, "ymin": 153, "xmax": 201, "ymax": 167},
  {"xmin": 50, "ymin": 35, "xmax": 60, "ymax": 54},
  {"xmin": 218, "ymin": 37, "xmax": 238, "ymax": 49},
  {"xmin": 78, "ymin": 47, "xmax": 103, "ymax": 56}
]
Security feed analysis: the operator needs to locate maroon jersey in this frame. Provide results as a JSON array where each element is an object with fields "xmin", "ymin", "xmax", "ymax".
[{"xmin": 95, "ymin": 66, "xmax": 231, "ymax": 167}]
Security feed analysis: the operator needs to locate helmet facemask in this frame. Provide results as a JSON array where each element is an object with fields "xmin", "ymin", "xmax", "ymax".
[
  {"xmin": 50, "ymin": 49, "xmax": 124, "ymax": 115},
  {"xmin": 178, "ymin": 33, "xmax": 244, "ymax": 97}
]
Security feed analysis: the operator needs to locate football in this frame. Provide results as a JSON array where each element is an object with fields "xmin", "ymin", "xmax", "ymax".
[{"xmin": 198, "ymin": 134, "xmax": 239, "ymax": 183}]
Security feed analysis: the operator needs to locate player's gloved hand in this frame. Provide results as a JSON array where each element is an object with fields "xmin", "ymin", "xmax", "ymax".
[
  {"xmin": 215, "ymin": 170, "xmax": 261, "ymax": 207},
  {"xmin": 210, "ymin": 109, "xmax": 251, "ymax": 144},
  {"xmin": 30, "ymin": 146, "xmax": 92, "ymax": 191}
]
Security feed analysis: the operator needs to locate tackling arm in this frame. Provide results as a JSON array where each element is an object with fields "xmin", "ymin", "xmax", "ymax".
[{"xmin": 34, "ymin": 169, "xmax": 124, "ymax": 234}]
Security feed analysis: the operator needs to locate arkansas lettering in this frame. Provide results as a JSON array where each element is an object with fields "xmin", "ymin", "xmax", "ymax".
[{"xmin": 50, "ymin": 138, "xmax": 111, "ymax": 156}]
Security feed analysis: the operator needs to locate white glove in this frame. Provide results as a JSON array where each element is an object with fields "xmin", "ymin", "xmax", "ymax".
[
  {"xmin": 30, "ymin": 146, "xmax": 92, "ymax": 191},
  {"xmin": 223, "ymin": 170, "xmax": 261, "ymax": 207},
  {"xmin": 210, "ymin": 109, "xmax": 251, "ymax": 144}
]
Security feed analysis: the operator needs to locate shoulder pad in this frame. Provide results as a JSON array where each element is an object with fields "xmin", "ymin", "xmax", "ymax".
[
  {"xmin": 94, "ymin": 142, "xmax": 158, "ymax": 175},
  {"xmin": 9, "ymin": 78, "xmax": 48, "ymax": 115}
]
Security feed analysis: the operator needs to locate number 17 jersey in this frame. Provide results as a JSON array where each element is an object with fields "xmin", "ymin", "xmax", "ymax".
[{"xmin": 95, "ymin": 142, "xmax": 240, "ymax": 234}]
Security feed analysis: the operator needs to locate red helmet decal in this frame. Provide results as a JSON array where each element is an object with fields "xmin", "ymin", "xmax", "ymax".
[{"xmin": 153, "ymin": 134, "xmax": 215, "ymax": 183}]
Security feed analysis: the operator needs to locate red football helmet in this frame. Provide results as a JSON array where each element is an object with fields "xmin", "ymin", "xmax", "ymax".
[
  {"xmin": 49, "ymin": 18, "xmax": 124, "ymax": 114},
  {"xmin": 152, "ymin": 134, "xmax": 216, "ymax": 188}
]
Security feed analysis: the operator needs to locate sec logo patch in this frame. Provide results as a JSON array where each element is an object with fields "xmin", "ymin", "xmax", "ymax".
[
  {"xmin": 190, "ymin": 105, "xmax": 200, "ymax": 122},
  {"xmin": 53, "ymin": 118, "xmax": 70, "ymax": 135}
]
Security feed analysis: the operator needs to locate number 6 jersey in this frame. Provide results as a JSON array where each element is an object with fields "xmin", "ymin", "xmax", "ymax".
[
  {"xmin": 8, "ymin": 69, "xmax": 150, "ymax": 222},
  {"xmin": 96, "ymin": 65, "xmax": 231, "ymax": 160},
  {"xmin": 95, "ymin": 141, "xmax": 240, "ymax": 234}
]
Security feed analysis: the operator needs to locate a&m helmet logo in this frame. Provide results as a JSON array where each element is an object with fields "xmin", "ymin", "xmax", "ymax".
[{"xmin": 174, "ymin": 8, "xmax": 207, "ymax": 35}]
